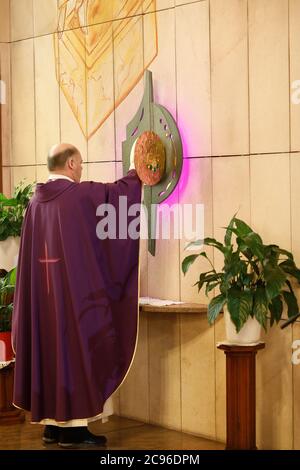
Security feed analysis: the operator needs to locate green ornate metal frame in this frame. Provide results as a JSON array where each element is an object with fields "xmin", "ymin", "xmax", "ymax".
[{"xmin": 122, "ymin": 70, "xmax": 183, "ymax": 256}]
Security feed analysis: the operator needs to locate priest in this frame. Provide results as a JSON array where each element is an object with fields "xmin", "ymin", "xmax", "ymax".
[{"xmin": 12, "ymin": 143, "xmax": 142, "ymax": 448}]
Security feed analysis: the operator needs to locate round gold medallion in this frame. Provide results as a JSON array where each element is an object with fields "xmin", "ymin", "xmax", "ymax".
[{"xmin": 133, "ymin": 131, "xmax": 166, "ymax": 186}]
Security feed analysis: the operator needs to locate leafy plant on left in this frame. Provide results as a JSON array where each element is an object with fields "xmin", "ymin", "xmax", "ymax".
[
  {"xmin": 0, "ymin": 268, "xmax": 16, "ymax": 332},
  {"xmin": 0, "ymin": 182, "xmax": 34, "ymax": 241}
]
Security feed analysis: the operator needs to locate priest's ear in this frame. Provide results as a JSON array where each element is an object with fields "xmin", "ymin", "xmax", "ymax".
[{"xmin": 68, "ymin": 157, "xmax": 76, "ymax": 169}]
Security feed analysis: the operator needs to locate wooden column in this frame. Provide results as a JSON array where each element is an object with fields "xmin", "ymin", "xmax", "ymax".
[
  {"xmin": 0, "ymin": 363, "xmax": 25, "ymax": 424},
  {"xmin": 217, "ymin": 343, "xmax": 265, "ymax": 450}
]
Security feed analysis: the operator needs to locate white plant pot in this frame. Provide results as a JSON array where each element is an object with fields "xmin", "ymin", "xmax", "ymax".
[
  {"xmin": 224, "ymin": 306, "xmax": 262, "ymax": 345},
  {"xmin": 0, "ymin": 236, "xmax": 20, "ymax": 271}
]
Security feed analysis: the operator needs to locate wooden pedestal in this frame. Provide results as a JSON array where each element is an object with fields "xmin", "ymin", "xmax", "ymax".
[
  {"xmin": 0, "ymin": 363, "xmax": 25, "ymax": 424},
  {"xmin": 218, "ymin": 343, "xmax": 265, "ymax": 450}
]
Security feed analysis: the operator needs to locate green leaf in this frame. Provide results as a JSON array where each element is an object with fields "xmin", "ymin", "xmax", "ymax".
[
  {"xmin": 184, "ymin": 239, "xmax": 204, "ymax": 250},
  {"xmin": 243, "ymin": 233, "xmax": 265, "ymax": 261},
  {"xmin": 275, "ymin": 247, "xmax": 294, "ymax": 260},
  {"xmin": 193, "ymin": 271, "xmax": 220, "ymax": 293},
  {"xmin": 264, "ymin": 264, "xmax": 286, "ymax": 300},
  {"xmin": 8, "ymin": 267, "xmax": 17, "ymax": 286},
  {"xmin": 207, "ymin": 294, "xmax": 226, "ymax": 325},
  {"xmin": 203, "ymin": 237, "xmax": 226, "ymax": 254},
  {"xmin": 227, "ymin": 287, "xmax": 253, "ymax": 332},
  {"xmin": 235, "ymin": 218, "xmax": 261, "ymax": 241},
  {"xmin": 182, "ymin": 254, "xmax": 199, "ymax": 275},
  {"xmin": 0, "ymin": 182, "xmax": 34, "ymax": 241},
  {"xmin": 279, "ymin": 259, "xmax": 300, "ymax": 282},
  {"xmin": 282, "ymin": 290, "xmax": 299, "ymax": 318},
  {"xmin": 205, "ymin": 281, "xmax": 219, "ymax": 296},
  {"xmin": 224, "ymin": 214, "xmax": 237, "ymax": 247},
  {"xmin": 253, "ymin": 287, "xmax": 268, "ymax": 331},
  {"xmin": 269, "ymin": 295, "xmax": 283, "ymax": 325},
  {"xmin": 0, "ymin": 198, "xmax": 18, "ymax": 207}
]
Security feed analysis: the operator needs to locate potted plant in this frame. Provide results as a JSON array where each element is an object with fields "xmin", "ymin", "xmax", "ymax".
[
  {"xmin": 0, "ymin": 267, "xmax": 16, "ymax": 361},
  {"xmin": 182, "ymin": 216, "xmax": 300, "ymax": 343},
  {"xmin": 0, "ymin": 182, "xmax": 33, "ymax": 271}
]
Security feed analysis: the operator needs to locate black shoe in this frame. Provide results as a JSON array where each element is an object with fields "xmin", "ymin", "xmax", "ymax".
[
  {"xmin": 58, "ymin": 427, "xmax": 107, "ymax": 448},
  {"xmin": 42, "ymin": 425, "xmax": 60, "ymax": 444}
]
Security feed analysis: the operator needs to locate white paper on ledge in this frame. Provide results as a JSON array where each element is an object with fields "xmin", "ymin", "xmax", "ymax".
[{"xmin": 139, "ymin": 297, "xmax": 184, "ymax": 307}]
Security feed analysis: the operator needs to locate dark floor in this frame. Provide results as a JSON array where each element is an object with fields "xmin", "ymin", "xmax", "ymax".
[{"xmin": 0, "ymin": 414, "xmax": 224, "ymax": 450}]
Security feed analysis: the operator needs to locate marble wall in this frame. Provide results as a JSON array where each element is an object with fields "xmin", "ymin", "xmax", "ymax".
[{"xmin": 1, "ymin": 0, "xmax": 300, "ymax": 449}]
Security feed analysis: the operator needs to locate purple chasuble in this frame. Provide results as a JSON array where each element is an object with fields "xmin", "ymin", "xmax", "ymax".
[{"xmin": 12, "ymin": 170, "xmax": 142, "ymax": 422}]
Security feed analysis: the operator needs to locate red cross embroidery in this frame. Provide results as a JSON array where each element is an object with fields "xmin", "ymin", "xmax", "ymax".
[{"xmin": 39, "ymin": 241, "xmax": 60, "ymax": 295}]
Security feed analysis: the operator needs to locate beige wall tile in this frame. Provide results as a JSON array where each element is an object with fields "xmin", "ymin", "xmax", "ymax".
[
  {"xmin": 291, "ymin": 153, "xmax": 300, "ymax": 265},
  {"xmin": 175, "ymin": 0, "xmax": 198, "ymax": 5},
  {"xmin": 210, "ymin": 0, "xmax": 249, "ymax": 156},
  {"xmin": 181, "ymin": 314, "xmax": 216, "ymax": 439},
  {"xmin": 120, "ymin": 312, "xmax": 149, "ymax": 422},
  {"xmin": 0, "ymin": 43, "xmax": 11, "ymax": 166},
  {"xmin": 143, "ymin": 0, "xmax": 174, "ymax": 13},
  {"xmin": 58, "ymin": 25, "xmax": 87, "ymax": 160},
  {"xmin": 81, "ymin": 162, "xmax": 88, "ymax": 181},
  {"xmin": 33, "ymin": 0, "xmax": 57, "ymax": 37},
  {"xmin": 0, "ymin": 0, "xmax": 10, "ymax": 42},
  {"xmin": 148, "ymin": 187, "xmax": 180, "ymax": 300},
  {"xmin": 88, "ymin": 115, "xmax": 115, "ymax": 163},
  {"xmin": 60, "ymin": 88, "xmax": 88, "ymax": 162},
  {"xmin": 36, "ymin": 165, "xmax": 49, "ymax": 183},
  {"xmin": 250, "ymin": 154, "xmax": 290, "ymax": 249},
  {"xmin": 114, "ymin": 1, "xmax": 143, "ymax": 20},
  {"xmin": 251, "ymin": 154, "xmax": 291, "ymax": 320},
  {"xmin": 11, "ymin": 40, "xmax": 36, "ymax": 166},
  {"xmin": 87, "ymin": 162, "xmax": 116, "ymax": 183},
  {"xmin": 34, "ymin": 34, "xmax": 60, "ymax": 165},
  {"xmin": 57, "ymin": 0, "xmax": 111, "ymax": 32},
  {"xmin": 86, "ymin": 23, "xmax": 115, "ymax": 162},
  {"xmin": 180, "ymin": 158, "xmax": 214, "ymax": 304},
  {"xmin": 114, "ymin": 16, "xmax": 144, "ymax": 161},
  {"xmin": 215, "ymin": 318, "xmax": 226, "ymax": 443},
  {"xmin": 11, "ymin": 0, "xmax": 34, "ymax": 42},
  {"xmin": 212, "ymin": 156, "xmax": 250, "ymax": 271},
  {"xmin": 116, "ymin": 161, "xmax": 123, "ymax": 180},
  {"xmin": 144, "ymin": 9, "xmax": 176, "ymax": 119},
  {"xmin": 12, "ymin": 165, "xmax": 36, "ymax": 188},
  {"xmin": 2, "ymin": 166, "xmax": 11, "ymax": 196},
  {"xmin": 176, "ymin": 1, "xmax": 211, "ymax": 157},
  {"xmin": 292, "ymin": 322, "xmax": 300, "ymax": 449},
  {"xmin": 256, "ymin": 322, "xmax": 293, "ymax": 449},
  {"xmin": 290, "ymin": 0, "xmax": 300, "ymax": 152},
  {"xmin": 248, "ymin": 0, "xmax": 289, "ymax": 154},
  {"xmin": 290, "ymin": 153, "xmax": 300, "ymax": 317},
  {"xmin": 114, "ymin": 80, "xmax": 144, "ymax": 162},
  {"xmin": 56, "ymin": 1, "xmax": 142, "ymax": 32},
  {"xmin": 148, "ymin": 314, "xmax": 181, "ymax": 430}
]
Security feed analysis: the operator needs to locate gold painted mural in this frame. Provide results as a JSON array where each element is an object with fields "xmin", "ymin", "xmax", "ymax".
[{"xmin": 54, "ymin": 0, "xmax": 158, "ymax": 139}]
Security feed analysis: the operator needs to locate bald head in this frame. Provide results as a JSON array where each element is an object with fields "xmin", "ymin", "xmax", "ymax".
[
  {"xmin": 47, "ymin": 143, "xmax": 83, "ymax": 183},
  {"xmin": 47, "ymin": 143, "xmax": 78, "ymax": 171}
]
